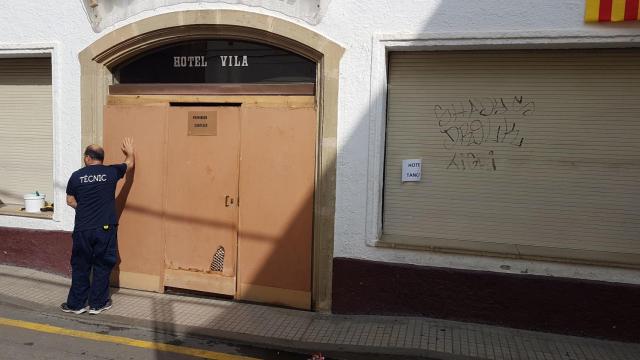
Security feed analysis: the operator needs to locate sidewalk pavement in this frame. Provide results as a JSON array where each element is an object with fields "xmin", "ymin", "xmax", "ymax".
[{"xmin": 0, "ymin": 264, "xmax": 638, "ymax": 360}]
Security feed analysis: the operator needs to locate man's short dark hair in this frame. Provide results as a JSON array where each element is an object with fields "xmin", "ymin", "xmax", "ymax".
[{"xmin": 84, "ymin": 146, "xmax": 104, "ymax": 161}]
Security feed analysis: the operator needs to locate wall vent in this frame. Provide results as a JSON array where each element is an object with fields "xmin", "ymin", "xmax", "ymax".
[{"xmin": 210, "ymin": 246, "xmax": 225, "ymax": 272}]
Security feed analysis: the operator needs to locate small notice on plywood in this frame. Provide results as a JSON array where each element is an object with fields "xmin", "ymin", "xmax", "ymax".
[{"xmin": 188, "ymin": 111, "xmax": 217, "ymax": 136}]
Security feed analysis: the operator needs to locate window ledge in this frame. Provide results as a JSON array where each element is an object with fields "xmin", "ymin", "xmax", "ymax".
[
  {"xmin": 376, "ymin": 233, "xmax": 640, "ymax": 270},
  {"xmin": 0, "ymin": 204, "xmax": 53, "ymax": 220}
]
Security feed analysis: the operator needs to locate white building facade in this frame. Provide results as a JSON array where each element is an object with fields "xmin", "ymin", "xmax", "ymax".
[{"xmin": 1, "ymin": 0, "xmax": 639, "ymax": 340}]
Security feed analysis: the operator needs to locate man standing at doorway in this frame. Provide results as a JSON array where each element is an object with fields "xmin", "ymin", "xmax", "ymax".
[{"xmin": 61, "ymin": 138, "xmax": 135, "ymax": 314}]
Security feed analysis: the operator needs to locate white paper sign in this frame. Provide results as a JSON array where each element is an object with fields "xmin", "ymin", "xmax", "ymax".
[{"xmin": 402, "ymin": 159, "xmax": 422, "ymax": 182}]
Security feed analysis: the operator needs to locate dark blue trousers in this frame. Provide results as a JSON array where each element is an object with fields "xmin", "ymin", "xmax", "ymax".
[{"xmin": 66, "ymin": 226, "xmax": 117, "ymax": 310}]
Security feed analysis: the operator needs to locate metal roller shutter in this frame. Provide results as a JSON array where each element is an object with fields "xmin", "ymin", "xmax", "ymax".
[
  {"xmin": 0, "ymin": 57, "xmax": 53, "ymax": 205},
  {"xmin": 383, "ymin": 49, "xmax": 640, "ymax": 267}
]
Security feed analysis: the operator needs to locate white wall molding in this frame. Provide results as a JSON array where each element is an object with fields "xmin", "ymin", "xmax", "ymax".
[{"xmin": 0, "ymin": 43, "xmax": 57, "ymax": 55}]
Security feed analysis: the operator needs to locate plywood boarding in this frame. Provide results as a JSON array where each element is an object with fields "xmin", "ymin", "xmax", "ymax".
[
  {"xmin": 383, "ymin": 49, "xmax": 640, "ymax": 266},
  {"xmin": 237, "ymin": 107, "xmax": 315, "ymax": 309},
  {"xmin": 163, "ymin": 106, "xmax": 240, "ymax": 296},
  {"xmin": 103, "ymin": 105, "xmax": 168, "ymax": 284},
  {"xmin": 0, "ymin": 58, "xmax": 52, "ymax": 205},
  {"xmin": 107, "ymin": 95, "xmax": 315, "ymax": 108}
]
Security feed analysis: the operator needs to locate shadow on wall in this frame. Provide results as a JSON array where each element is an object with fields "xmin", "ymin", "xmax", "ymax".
[{"xmin": 111, "ymin": 167, "xmax": 134, "ymax": 288}]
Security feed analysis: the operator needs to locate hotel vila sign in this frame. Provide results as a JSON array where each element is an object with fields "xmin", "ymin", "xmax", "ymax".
[
  {"xmin": 115, "ymin": 39, "xmax": 316, "ymax": 83},
  {"xmin": 173, "ymin": 55, "xmax": 249, "ymax": 68}
]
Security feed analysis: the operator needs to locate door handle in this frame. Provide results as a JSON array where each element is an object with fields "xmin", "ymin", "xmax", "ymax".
[{"xmin": 225, "ymin": 195, "xmax": 235, "ymax": 207}]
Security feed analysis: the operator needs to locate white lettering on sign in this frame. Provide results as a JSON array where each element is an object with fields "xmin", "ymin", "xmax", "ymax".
[
  {"xmin": 402, "ymin": 159, "xmax": 422, "ymax": 182},
  {"xmin": 80, "ymin": 174, "xmax": 107, "ymax": 183},
  {"xmin": 220, "ymin": 55, "xmax": 249, "ymax": 67},
  {"xmin": 173, "ymin": 56, "xmax": 208, "ymax": 68}
]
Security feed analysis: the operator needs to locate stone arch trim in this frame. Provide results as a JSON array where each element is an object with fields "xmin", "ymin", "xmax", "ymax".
[
  {"xmin": 79, "ymin": 9, "xmax": 343, "ymax": 312},
  {"xmin": 95, "ymin": 25, "xmax": 324, "ymax": 68}
]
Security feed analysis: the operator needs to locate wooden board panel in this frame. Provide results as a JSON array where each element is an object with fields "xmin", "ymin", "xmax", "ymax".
[
  {"xmin": 237, "ymin": 107, "xmax": 316, "ymax": 308},
  {"xmin": 163, "ymin": 106, "xmax": 240, "ymax": 295},
  {"xmin": 103, "ymin": 104, "xmax": 168, "ymax": 283}
]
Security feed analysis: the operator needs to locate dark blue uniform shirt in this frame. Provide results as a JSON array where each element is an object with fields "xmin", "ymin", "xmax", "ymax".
[{"xmin": 66, "ymin": 163, "xmax": 127, "ymax": 231}]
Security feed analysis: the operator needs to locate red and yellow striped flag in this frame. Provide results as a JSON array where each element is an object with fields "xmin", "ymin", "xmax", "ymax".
[{"xmin": 585, "ymin": 0, "xmax": 640, "ymax": 21}]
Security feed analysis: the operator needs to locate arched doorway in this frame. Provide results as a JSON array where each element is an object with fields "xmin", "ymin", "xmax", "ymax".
[{"xmin": 79, "ymin": 10, "xmax": 343, "ymax": 311}]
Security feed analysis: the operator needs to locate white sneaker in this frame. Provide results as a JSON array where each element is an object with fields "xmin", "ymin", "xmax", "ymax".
[
  {"xmin": 88, "ymin": 299, "xmax": 112, "ymax": 315},
  {"xmin": 61, "ymin": 303, "xmax": 88, "ymax": 314}
]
